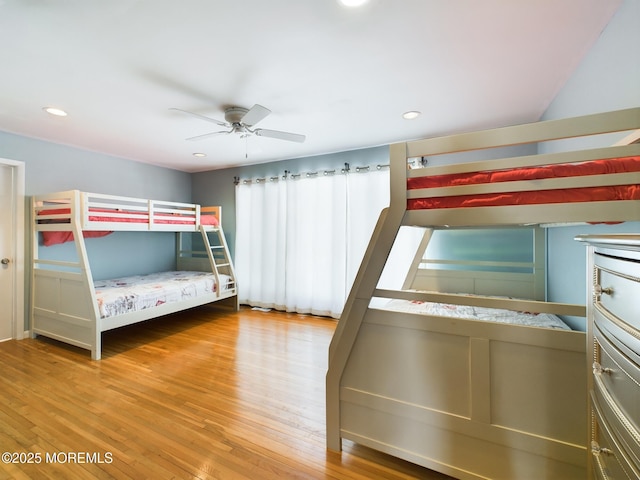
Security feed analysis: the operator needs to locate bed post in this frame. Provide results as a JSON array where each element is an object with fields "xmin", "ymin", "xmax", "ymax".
[
  {"xmin": 72, "ymin": 191, "xmax": 102, "ymax": 360},
  {"xmin": 326, "ymin": 142, "xmax": 408, "ymax": 451}
]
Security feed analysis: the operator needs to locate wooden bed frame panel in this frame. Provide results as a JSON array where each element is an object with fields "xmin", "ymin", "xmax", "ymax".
[
  {"xmin": 326, "ymin": 108, "xmax": 640, "ymax": 480},
  {"xmin": 31, "ymin": 191, "xmax": 237, "ymax": 360},
  {"xmin": 339, "ymin": 309, "xmax": 587, "ymax": 480},
  {"xmin": 404, "ymin": 199, "xmax": 640, "ymax": 228},
  {"xmin": 32, "ymin": 269, "xmax": 96, "ymax": 352}
]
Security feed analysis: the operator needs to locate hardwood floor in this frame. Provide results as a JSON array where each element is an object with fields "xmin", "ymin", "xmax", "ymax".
[{"xmin": 0, "ymin": 306, "xmax": 454, "ymax": 480}]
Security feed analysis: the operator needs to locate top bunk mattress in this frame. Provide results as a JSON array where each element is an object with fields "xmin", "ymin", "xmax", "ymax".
[
  {"xmin": 39, "ymin": 207, "xmax": 219, "ymax": 226},
  {"xmin": 380, "ymin": 298, "xmax": 571, "ymax": 330},
  {"xmin": 34, "ymin": 191, "xmax": 221, "ymax": 245},
  {"xmin": 39, "ymin": 209, "xmax": 219, "ymax": 246},
  {"xmin": 94, "ymin": 270, "xmax": 232, "ymax": 319},
  {"xmin": 407, "ymin": 156, "xmax": 640, "ymax": 210}
]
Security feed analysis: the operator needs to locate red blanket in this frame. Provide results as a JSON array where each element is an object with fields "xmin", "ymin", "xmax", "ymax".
[
  {"xmin": 39, "ymin": 208, "xmax": 219, "ymax": 246},
  {"xmin": 407, "ymin": 156, "xmax": 640, "ymax": 210}
]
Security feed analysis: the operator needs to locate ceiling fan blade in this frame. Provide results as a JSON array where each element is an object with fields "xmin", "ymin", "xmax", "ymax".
[
  {"xmin": 241, "ymin": 104, "xmax": 271, "ymax": 126},
  {"xmin": 170, "ymin": 108, "xmax": 229, "ymax": 127},
  {"xmin": 255, "ymin": 128, "xmax": 306, "ymax": 143},
  {"xmin": 186, "ymin": 130, "xmax": 231, "ymax": 141}
]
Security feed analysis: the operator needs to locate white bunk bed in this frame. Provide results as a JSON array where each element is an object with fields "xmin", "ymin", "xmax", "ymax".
[
  {"xmin": 326, "ymin": 108, "xmax": 640, "ymax": 480},
  {"xmin": 31, "ymin": 190, "xmax": 238, "ymax": 360}
]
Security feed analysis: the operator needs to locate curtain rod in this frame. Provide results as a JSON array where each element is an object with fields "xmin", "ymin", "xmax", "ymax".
[{"xmin": 234, "ymin": 163, "xmax": 389, "ymax": 185}]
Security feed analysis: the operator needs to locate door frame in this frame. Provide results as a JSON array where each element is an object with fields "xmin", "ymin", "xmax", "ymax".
[{"xmin": 0, "ymin": 157, "xmax": 25, "ymax": 340}]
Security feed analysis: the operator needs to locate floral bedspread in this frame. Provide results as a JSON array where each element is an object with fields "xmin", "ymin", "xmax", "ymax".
[
  {"xmin": 382, "ymin": 298, "xmax": 570, "ymax": 330},
  {"xmin": 94, "ymin": 270, "xmax": 231, "ymax": 319}
]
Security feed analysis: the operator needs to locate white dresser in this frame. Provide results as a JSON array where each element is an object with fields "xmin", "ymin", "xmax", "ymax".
[{"xmin": 576, "ymin": 234, "xmax": 640, "ymax": 480}]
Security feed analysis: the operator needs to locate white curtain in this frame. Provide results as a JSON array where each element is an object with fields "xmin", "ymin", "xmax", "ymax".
[
  {"xmin": 235, "ymin": 177, "xmax": 287, "ymax": 310},
  {"xmin": 235, "ymin": 168, "xmax": 390, "ymax": 318}
]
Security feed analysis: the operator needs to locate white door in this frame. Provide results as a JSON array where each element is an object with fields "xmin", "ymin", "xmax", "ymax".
[
  {"xmin": 0, "ymin": 159, "xmax": 24, "ymax": 342},
  {"xmin": 0, "ymin": 163, "xmax": 15, "ymax": 340}
]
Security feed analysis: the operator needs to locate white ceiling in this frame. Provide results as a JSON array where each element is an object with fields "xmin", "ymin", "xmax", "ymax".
[{"xmin": 0, "ymin": 0, "xmax": 623, "ymax": 173}]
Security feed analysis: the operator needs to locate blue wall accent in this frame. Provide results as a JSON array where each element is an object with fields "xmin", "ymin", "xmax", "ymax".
[
  {"xmin": 0, "ymin": 131, "xmax": 192, "ymax": 328},
  {"xmin": 0, "ymin": 131, "xmax": 191, "ymax": 201},
  {"xmin": 39, "ymin": 231, "xmax": 178, "ymax": 281},
  {"xmin": 541, "ymin": 0, "xmax": 640, "ymax": 330}
]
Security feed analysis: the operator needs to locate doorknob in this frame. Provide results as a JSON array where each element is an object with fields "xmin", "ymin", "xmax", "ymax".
[{"xmin": 1, "ymin": 258, "xmax": 9, "ymax": 265}]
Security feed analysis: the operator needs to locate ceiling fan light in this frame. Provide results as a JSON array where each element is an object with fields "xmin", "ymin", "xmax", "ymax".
[{"xmin": 232, "ymin": 124, "xmax": 247, "ymax": 135}]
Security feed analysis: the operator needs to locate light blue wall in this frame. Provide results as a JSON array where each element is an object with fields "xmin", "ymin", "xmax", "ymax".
[
  {"xmin": 1, "ymin": 132, "xmax": 191, "ymax": 201},
  {"xmin": 0, "ymin": 130, "xmax": 192, "ymax": 328},
  {"xmin": 542, "ymin": 0, "xmax": 639, "ymax": 121},
  {"xmin": 541, "ymin": 0, "xmax": 640, "ymax": 330}
]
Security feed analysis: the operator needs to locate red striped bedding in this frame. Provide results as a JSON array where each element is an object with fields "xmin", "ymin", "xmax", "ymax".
[
  {"xmin": 39, "ymin": 208, "xmax": 219, "ymax": 246},
  {"xmin": 407, "ymin": 156, "xmax": 640, "ymax": 210}
]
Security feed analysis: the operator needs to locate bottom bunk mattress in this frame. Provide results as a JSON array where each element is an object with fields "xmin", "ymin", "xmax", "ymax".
[
  {"xmin": 94, "ymin": 270, "xmax": 233, "ymax": 319},
  {"xmin": 380, "ymin": 298, "xmax": 571, "ymax": 330}
]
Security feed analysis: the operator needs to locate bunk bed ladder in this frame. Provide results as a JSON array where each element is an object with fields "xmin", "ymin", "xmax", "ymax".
[{"xmin": 200, "ymin": 226, "xmax": 237, "ymax": 299}]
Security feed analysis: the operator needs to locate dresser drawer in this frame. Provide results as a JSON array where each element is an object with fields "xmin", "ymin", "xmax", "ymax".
[
  {"xmin": 593, "ymin": 253, "xmax": 640, "ymax": 356},
  {"xmin": 593, "ymin": 327, "xmax": 640, "ymax": 471},
  {"xmin": 591, "ymin": 392, "xmax": 640, "ymax": 480},
  {"xmin": 594, "ymin": 325, "xmax": 640, "ymax": 433},
  {"xmin": 594, "ymin": 253, "xmax": 640, "ymax": 326},
  {"xmin": 595, "ymin": 307, "xmax": 640, "ymax": 370}
]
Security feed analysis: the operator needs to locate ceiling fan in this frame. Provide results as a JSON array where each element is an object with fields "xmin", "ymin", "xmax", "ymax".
[{"xmin": 171, "ymin": 104, "xmax": 306, "ymax": 143}]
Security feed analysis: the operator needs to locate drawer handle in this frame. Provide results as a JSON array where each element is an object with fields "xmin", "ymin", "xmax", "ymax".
[
  {"xmin": 593, "ymin": 362, "xmax": 614, "ymax": 375},
  {"xmin": 595, "ymin": 284, "xmax": 613, "ymax": 296},
  {"xmin": 591, "ymin": 440, "xmax": 614, "ymax": 457}
]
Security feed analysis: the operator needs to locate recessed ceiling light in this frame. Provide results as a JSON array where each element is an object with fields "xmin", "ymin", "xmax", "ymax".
[
  {"xmin": 192, "ymin": 152, "xmax": 207, "ymax": 158},
  {"xmin": 402, "ymin": 111, "xmax": 421, "ymax": 120},
  {"xmin": 338, "ymin": 0, "xmax": 369, "ymax": 7},
  {"xmin": 43, "ymin": 107, "xmax": 68, "ymax": 117}
]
